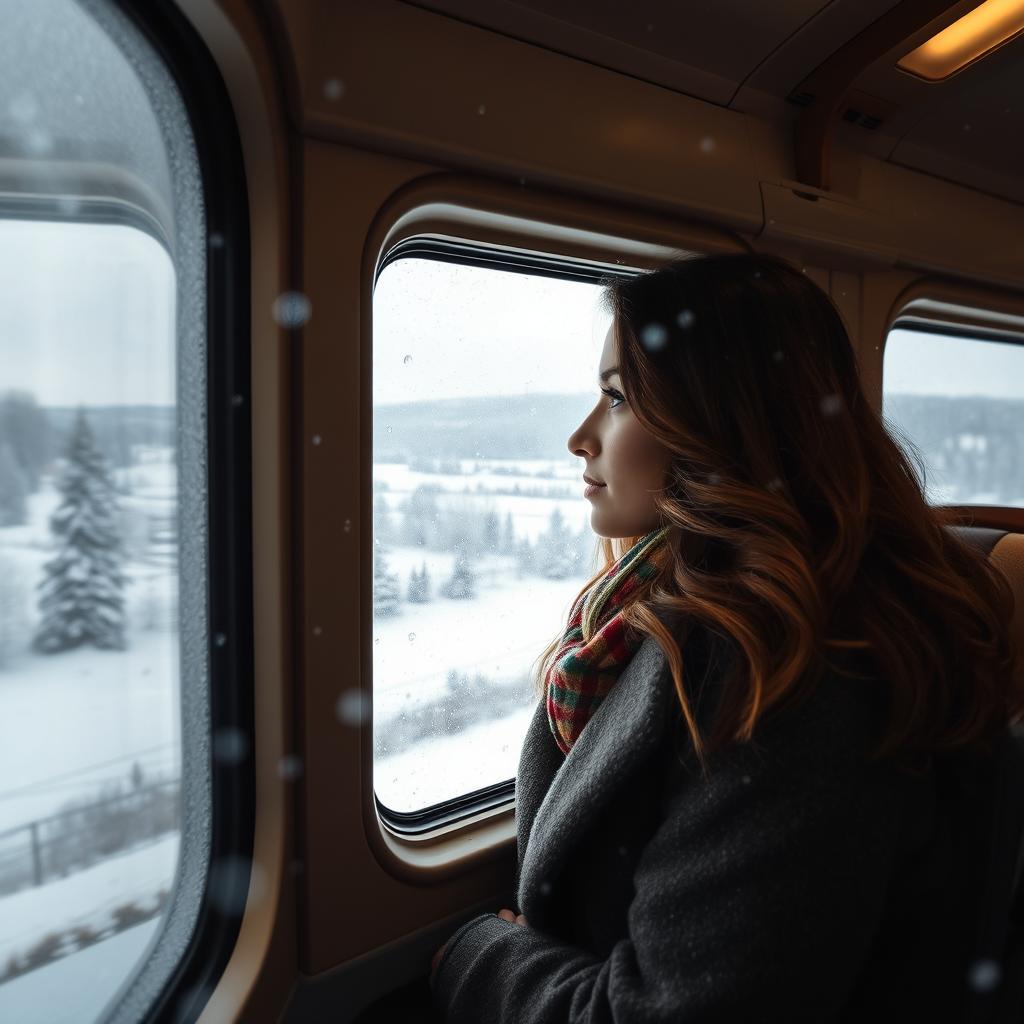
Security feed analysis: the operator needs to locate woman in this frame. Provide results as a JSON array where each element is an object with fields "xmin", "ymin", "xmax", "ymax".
[{"xmin": 428, "ymin": 253, "xmax": 1021, "ymax": 1022}]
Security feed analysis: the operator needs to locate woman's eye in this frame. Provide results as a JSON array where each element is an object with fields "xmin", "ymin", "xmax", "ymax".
[{"xmin": 601, "ymin": 387, "xmax": 624, "ymax": 409}]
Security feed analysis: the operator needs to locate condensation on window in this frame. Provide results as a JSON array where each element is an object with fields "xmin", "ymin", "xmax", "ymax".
[
  {"xmin": 883, "ymin": 327, "xmax": 1024, "ymax": 509},
  {"xmin": 370, "ymin": 256, "xmax": 612, "ymax": 814},
  {"xmin": 0, "ymin": 0, "xmax": 207, "ymax": 1021}
]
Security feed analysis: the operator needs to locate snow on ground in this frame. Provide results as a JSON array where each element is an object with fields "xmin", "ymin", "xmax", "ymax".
[
  {"xmin": 0, "ymin": 919, "xmax": 161, "ymax": 1024},
  {"xmin": 0, "ymin": 833, "xmax": 178, "ymax": 964},
  {"xmin": 370, "ymin": 552, "xmax": 589, "ymax": 719},
  {"xmin": 373, "ymin": 459, "xmax": 591, "ymax": 543},
  {"xmin": 0, "ymin": 629, "xmax": 180, "ymax": 831},
  {"xmin": 375, "ymin": 703, "xmax": 538, "ymax": 813}
]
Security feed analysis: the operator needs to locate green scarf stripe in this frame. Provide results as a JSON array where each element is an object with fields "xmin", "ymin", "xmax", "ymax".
[
  {"xmin": 546, "ymin": 526, "xmax": 673, "ymax": 754},
  {"xmin": 581, "ymin": 526, "xmax": 670, "ymax": 640}
]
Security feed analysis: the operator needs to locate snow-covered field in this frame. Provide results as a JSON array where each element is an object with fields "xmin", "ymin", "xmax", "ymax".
[
  {"xmin": 0, "ymin": 919, "xmax": 162, "ymax": 1024},
  {"xmin": 0, "ymin": 834, "xmax": 177, "ymax": 966},
  {"xmin": 0, "ymin": 448, "xmax": 598, "ymax": 1012}
]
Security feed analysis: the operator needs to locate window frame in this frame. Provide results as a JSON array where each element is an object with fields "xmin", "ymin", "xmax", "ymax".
[
  {"xmin": 95, "ymin": 1, "xmax": 255, "ymax": 1021},
  {"xmin": 357, "ymin": 182, "xmax": 749, "ymax": 874},
  {"xmin": 882, "ymin": 277, "xmax": 1024, "ymax": 531},
  {"xmin": 371, "ymin": 240, "xmax": 632, "ymax": 836}
]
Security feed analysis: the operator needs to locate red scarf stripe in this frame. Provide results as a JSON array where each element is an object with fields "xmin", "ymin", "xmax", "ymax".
[{"xmin": 545, "ymin": 527, "xmax": 671, "ymax": 754}]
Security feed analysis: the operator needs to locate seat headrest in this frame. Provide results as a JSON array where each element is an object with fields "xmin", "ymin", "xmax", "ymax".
[{"xmin": 947, "ymin": 525, "xmax": 1024, "ymax": 716}]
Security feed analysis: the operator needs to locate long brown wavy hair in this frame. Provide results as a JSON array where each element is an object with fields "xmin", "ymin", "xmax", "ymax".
[{"xmin": 532, "ymin": 252, "xmax": 1021, "ymax": 781}]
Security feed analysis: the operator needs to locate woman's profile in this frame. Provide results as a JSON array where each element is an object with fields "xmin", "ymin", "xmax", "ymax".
[{"xmin": 428, "ymin": 252, "xmax": 1022, "ymax": 1022}]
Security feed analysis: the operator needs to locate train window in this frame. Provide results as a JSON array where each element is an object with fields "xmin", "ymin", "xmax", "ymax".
[
  {"xmin": 372, "ymin": 248, "xmax": 615, "ymax": 816},
  {"xmin": 0, "ymin": 0, "xmax": 244, "ymax": 1021},
  {"xmin": 883, "ymin": 326, "xmax": 1024, "ymax": 508}
]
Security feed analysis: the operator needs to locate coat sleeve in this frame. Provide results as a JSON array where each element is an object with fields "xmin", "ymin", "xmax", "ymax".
[{"xmin": 430, "ymin": 682, "xmax": 918, "ymax": 1023}]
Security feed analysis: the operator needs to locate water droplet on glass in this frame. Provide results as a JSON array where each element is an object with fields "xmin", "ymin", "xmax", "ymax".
[
  {"xmin": 640, "ymin": 323, "xmax": 667, "ymax": 351},
  {"xmin": 967, "ymin": 958, "xmax": 1000, "ymax": 992},
  {"xmin": 313, "ymin": 625, "xmax": 323, "ymax": 636},
  {"xmin": 336, "ymin": 689, "xmax": 372, "ymax": 725},
  {"xmin": 403, "ymin": 354, "xmax": 412, "ymax": 365},
  {"xmin": 699, "ymin": 136, "xmax": 716, "ymax": 153},
  {"xmin": 56, "ymin": 196, "xmax": 81, "ymax": 217},
  {"xmin": 343, "ymin": 519, "xmax": 352, "ymax": 532},
  {"xmin": 209, "ymin": 232, "xmax": 224, "ymax": 249},
  {"xmin": 272, "ymin": 291, "xmax": 312, "ymax": 328},
  {"xmin": 231, "ymin": 394, "xmax": 244, "ymax": 407},
  {"xmin": 478, "ymin": 104, "xmax": 487, "ymax": 115},
  {"xmin": 312, "ymin": 434, "xmax": 322, "ymax": 446},
  {"xmin": 408, "ymin": 632, "xmax": 416, "ymax": 642},
  {"xmin": 539, "ymin": 881, "xmax": 552, "ymax": 895},
  {"xmin": 213, "ymin": 727, "xmax": 248, "ymax": 764},
  {"xmin": 214, "ymin": 632, "xmax": 227, "ymax": 647},
  {"xmin": 386, "ymin": 425, "xmax": 392, "ymax": 433},
  {"xmin": 820, "ymin": 394, "xmax": 843, "ymax": 417},
  {"xmin": 741, "ymin": 774, "xmax": 751, "ymax": 785},
  {"xmin": 518, "ymin": 177, "xmax": 527, "ymax": 187},
  {"xmin": 676, "ymin": 309, "xmax": 695, "ymax": 330},
  {"xmin": 324, "ymin": 78, "xmax": 346, "ymax": 100},
  {"xmin": 278, "ymin": 755, "xmax": 304, "ymax": 780},
  {"xmin": 773, "ymin": 349, "xmax": 784, "ymax": 362}
]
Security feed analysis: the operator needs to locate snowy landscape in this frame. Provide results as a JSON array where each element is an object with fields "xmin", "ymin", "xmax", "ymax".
[{"xmin": 1, "ymin": 376, "xmax": 1022, "ymax": 1021}]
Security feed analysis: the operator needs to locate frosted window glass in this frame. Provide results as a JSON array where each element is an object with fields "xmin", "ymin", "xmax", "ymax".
[
  {"xmin": 0, "ymin": 0, "xmax": 207, "ymax": 1019},
  {"xmin": 883, "ymin": 327, "xmax": 1024, "ymax": 508},
  {"xmin": 371, "ymin": 256, "xmax": 613, "ymax": 814}
]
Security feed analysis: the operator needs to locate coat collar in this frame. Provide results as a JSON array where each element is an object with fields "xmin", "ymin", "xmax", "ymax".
[{"xmin": 516, "ymin": 618, "xmax": 705, "ymax": 916}]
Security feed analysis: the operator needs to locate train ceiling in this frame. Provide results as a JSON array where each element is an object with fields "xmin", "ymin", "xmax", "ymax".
[{"xmin": 409, "ymin": 0, "xmax": 1024, "ymax": 205}]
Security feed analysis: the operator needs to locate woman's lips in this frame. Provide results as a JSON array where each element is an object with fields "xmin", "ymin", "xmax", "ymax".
[{"xmin": 584, "ymin": 481, "xmax": 606, "ymax": 498}]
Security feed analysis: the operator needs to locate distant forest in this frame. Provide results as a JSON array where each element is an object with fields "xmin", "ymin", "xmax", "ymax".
[
  {"xmin": 374, "ymin": 391, "xmax": 1024, "ymax": 500},
  {"xmin": 0, "ymin": 388, "xmax": 1020, "ymax": 499}
]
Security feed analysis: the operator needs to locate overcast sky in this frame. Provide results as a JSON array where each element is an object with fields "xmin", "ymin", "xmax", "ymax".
[
  {"xmin": 0, "ymin": 219, "xmax": 175, "ymax": 408},
  {"xmin": 2, "ymin": 225, "xmax": 1020, "ymax": 410}
]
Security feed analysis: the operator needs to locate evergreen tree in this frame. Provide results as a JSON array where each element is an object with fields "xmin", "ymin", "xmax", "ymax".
[
  {"xmin": 537, "ymin": 506, "xmax": 577, "ymax": 579},
  {"xmin": 482, "ymin": 509, "xmax": 500, "ymax": 554},
  {"xmin": 33, "ymin": 409, "xmax": 126, "ymax": 652},
  {"xmin": 373, "ymin": 543, "xmax": 402, "ymax": 617},
  {"xmin": 501, "ymin": 512, "xmax": 516, "ymax": 555},
  {"xmin": 407, "ymin": 561, "xmax": 432, "ymax": 603},
  {"xmin": 440, "ymin": 548, "xmax": 477, "ymax": 599},
  {"xmin": 0, "ymin": 441, "xmax": 28, "ymax": 526}
]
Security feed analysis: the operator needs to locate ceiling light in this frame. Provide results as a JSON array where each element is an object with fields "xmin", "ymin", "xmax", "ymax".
[{"xmin": 897, "ymin": 0, "xmax": 1024, "ymax": 81}]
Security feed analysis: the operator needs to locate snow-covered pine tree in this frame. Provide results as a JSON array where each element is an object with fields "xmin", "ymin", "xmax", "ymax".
[
  {"xmin": 33, "ymin": 409, "xmax": 127, "ymax": 653},
  {"xmin": 407, "ymin": 561, "xmax": 432, "ymax": 603},
  {"xmin": 0, "ymin": 441, "xmax": 28, "ymax": 526},
  {"xmin": 373, "ymin": 543, "xmax": 402, "ymax": 617},
  {"xmin": 440, "ymin": 548, "xmax": 477, "ymax": 599},
  {"xmin": 538, "ymin": 506, "xmax": 576, "ymax": 579}
]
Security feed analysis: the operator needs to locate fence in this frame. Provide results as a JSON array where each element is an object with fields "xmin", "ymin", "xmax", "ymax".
[{"xmin": 0, "ymin": 779, "xmax": 180, "ymax": 897}]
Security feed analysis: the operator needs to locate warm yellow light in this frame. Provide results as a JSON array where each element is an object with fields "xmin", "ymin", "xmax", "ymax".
[{"xmin": 897, "ymin": 0, "xmax": 1024, "ymax": 81}]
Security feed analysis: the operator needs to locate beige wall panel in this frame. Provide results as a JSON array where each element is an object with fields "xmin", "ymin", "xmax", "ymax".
[
  {"xmin": 300, "ymin": 141, "xmax": 520, "ymax": 975},
  {"xmin": 282, "ymin": 0, "xmax": 764, "ymax": 235}
]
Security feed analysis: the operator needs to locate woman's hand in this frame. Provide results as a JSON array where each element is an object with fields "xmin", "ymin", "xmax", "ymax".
[
  {"xmin": 430, "ymin": 909, "xmax": 529, "ymax": 982},
  {"xmin": 497, "ymin": 908, "xmax": 529, "ymax": 926}
]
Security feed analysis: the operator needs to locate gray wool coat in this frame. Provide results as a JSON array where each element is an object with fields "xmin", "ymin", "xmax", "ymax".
[{"xmin": 429, "ymin": 619, "xmax": 989, "ymax": 1023}]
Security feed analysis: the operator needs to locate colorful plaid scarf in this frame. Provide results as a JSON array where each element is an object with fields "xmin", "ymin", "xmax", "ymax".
[{"xmin": 545, "ymin": 526, "xmax": 673, "ymax": 754}]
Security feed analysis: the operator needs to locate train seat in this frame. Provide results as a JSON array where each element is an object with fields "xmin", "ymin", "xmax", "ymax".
[{"xmin": 949, "ymin": 525, "xmax": 1024, "ymax": 1024}]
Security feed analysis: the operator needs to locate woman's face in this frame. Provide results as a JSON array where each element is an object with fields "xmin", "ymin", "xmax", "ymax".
[{"xmin": 567, "ymin": 325, "xmax": 673, "ymax": 539}]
